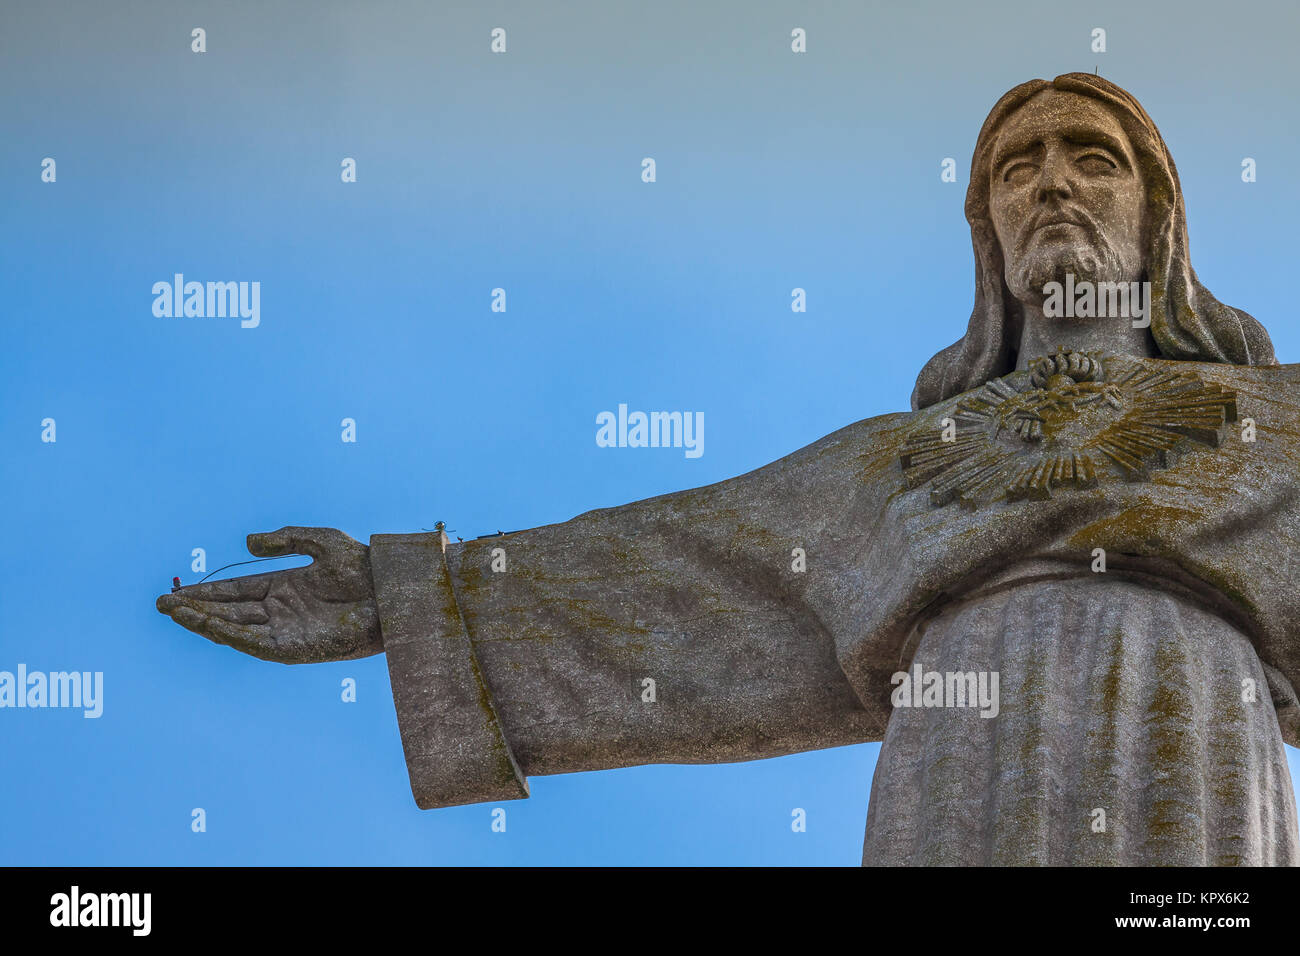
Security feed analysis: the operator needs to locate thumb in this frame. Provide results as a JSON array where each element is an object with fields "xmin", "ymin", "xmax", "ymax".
[{"xmin": 247, "ymin": 525, "xmax": 354, "ymax": 559}]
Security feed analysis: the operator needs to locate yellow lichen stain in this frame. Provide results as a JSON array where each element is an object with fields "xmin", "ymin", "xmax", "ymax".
[
  {"xmin": 1141, "ymin": 636, "xmax": 1203, "ymax": 858},
  {"xmin": 1067, "ymin": 504, "xmax": 1199, "ymax": 553}
]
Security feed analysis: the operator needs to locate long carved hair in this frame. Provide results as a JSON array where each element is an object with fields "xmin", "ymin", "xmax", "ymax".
[{"xmin": 911, "ymin": 73, "xmax": 1276, "ymax": 411}]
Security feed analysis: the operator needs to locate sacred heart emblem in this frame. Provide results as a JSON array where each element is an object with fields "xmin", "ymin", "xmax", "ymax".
[{"xmin": 899, "ymin": 349, "xmax": 1239, "ymax": 508}]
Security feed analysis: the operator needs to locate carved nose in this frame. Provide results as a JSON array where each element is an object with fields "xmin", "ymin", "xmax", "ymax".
[
  {"xmin": 1035, "ymin": 162, "xmax": 1072, "ymax": 203},
  {"xmin": 1035, "ymin": 180, "xmax": 1072, "ymax": 204}
]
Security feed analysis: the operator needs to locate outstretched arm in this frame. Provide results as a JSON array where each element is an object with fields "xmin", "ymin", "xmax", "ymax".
[
  {"xmin": 157, "ymin": 412, "xmax": 911, "ymax": 808},
  {"xmin": 373, "ymin": 500, "xmax": 877, "ymax": 807}
]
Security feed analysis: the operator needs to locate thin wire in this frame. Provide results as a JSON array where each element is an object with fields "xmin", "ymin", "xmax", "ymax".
[{"xmin": 194, "ymin": 556, "xmax": 303, "ymax": 584}]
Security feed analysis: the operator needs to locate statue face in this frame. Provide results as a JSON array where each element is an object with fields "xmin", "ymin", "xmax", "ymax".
[{"xmin": 988, "ymin": 90, "xmax": 1147, "ymax": 309}]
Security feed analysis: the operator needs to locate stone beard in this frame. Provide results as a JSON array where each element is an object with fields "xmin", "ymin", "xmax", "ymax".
[{"xmin": 158, "ymin": 73, "xmax": 1298, "ymax": 866}]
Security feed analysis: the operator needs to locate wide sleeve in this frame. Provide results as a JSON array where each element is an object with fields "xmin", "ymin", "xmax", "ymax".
[{"xmin": 368, "ymin": 410, "xmax": 913, "ymax": 810}]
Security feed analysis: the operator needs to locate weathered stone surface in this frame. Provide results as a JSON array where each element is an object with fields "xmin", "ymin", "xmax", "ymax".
[
  {"xmin": 370, "ymin": 533, "xmax": 527, "ymax": 808},
  {"xmin": 157, "ymin": 72, "xmax": 1300, "ymax": 866},
  {"xmin": 367, "ymin": 355, "xmax": 1300, "ymax": 865},
  {"xmin": 863, "ymin": 563, "xmax": 1298, "ymax": 865}
]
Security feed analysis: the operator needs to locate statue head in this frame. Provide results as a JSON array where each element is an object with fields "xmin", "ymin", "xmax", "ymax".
[{"xmin": 911, "ymin": 73, "xmax": 1276, "ymax": 411}]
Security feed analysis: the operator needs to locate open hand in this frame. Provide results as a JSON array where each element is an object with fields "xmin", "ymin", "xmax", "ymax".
[{"xmin": 156, "ymin": 526, "xmax": 382, "ymax": 664}]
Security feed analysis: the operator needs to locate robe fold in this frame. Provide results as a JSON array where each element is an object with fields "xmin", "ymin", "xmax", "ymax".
[{"xmin": 369, "ymin": 355, "xmax": 1300, "ymax": 865}]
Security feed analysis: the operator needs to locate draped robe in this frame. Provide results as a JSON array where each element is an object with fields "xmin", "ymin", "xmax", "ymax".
[{"xmin": 368, "ymin": 355, "xmax": 1300, "ymax": 865}]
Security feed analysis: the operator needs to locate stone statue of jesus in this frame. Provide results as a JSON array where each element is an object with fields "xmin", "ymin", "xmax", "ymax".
[{"xmin": 157, "ymin": 73, "xmax": 1300, "ymax": 865}]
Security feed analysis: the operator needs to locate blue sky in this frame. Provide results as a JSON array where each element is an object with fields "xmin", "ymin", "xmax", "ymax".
[{"xmin": 2, "ymin": 0, "xmax": 1298, "ymax": 864}]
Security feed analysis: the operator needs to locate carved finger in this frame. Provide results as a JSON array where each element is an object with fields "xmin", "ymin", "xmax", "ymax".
[
  {"xmin": 162, "ymin": 574, "xmax": 273, "ymax": 605},
  {"xmin": 168, "ymin": 605, "xmax": 274, "ymax": 657},
  {"xmin": 159, "ymin": 594, "xmax": 269, "ymax": 626},
  {"xmin": 247, "ymin": 527, "xmax": 313, "ymax": 558},
  {"xmin": 169, "ymin": 606, "xmax": 270, "ymax": 650},
  {"xmin": 205, "ymin": 615, "xmax": 273, "ymax": 654},
  {"xmin": 247, "ymin": 526, "xmax": 359, "ymax": 561}
]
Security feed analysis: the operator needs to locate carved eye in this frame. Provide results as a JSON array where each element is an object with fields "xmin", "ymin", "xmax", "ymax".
[
  {"xmin": 1075, "ymin": 152, "xmax": 1117, "ymax": 174},
  {"xmin": 1002, "ymin": 161, "xmax": 1037, "ymax": 185}
]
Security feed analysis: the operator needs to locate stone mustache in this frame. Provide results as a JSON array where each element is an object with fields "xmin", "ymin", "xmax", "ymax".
[{"xmin": 157, "ymin": 73, "xmax": 1299, "ymax": 866}]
